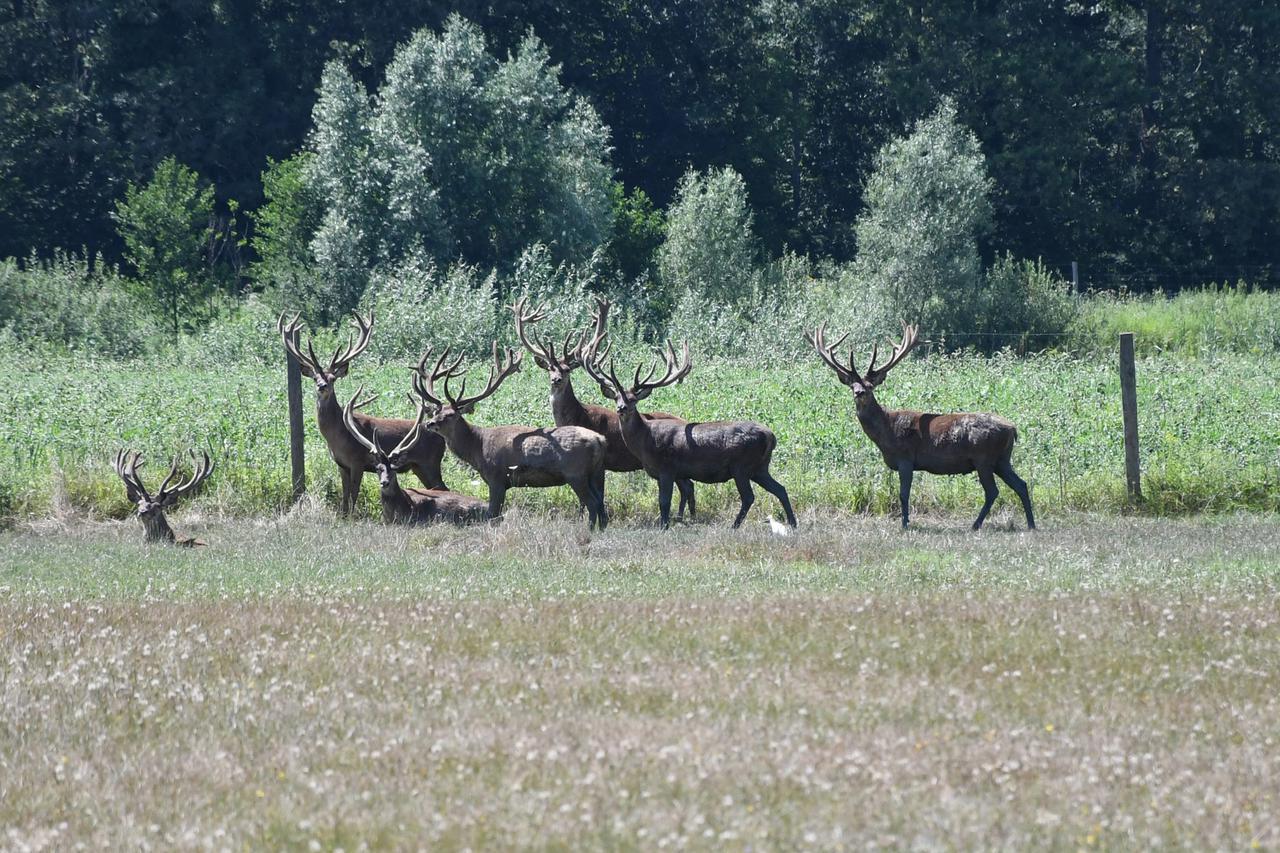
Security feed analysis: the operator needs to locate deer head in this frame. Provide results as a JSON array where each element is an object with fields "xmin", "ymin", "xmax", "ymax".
[
  {"xmin": 277, "ymin": 311, "xmax": 375, "ymax": 399},
  {"xmin": 411, "ymin": 343, "xmax": 523, "ymax": 432},
  {"xmin": 340, "ymin": 386, "xmax": 426, "ymax": 490},
  {"xmin": 583, "ymin": 337, "xmax": 692, "ymax": 417},
  {"xmin": 510, "ymin": 296, "xmax": 598, "ymax": 392},
  {"xmin": 112, "ymin": 449, "xmax": 214, "ymax": 543},
  {"xmin": 807, "ymin": 321, "xmax": 920, "ymax": 409}
]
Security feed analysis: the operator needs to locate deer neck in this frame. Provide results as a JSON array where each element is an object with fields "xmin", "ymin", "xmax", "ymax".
[
  {"xmin": 141, "ymin": 512, "xmax": 177, "ymax": 543},
  {"xmin": 550, "ymin": 377, "xmax": 588, "ymax": 426},
  {"xmin": 855, "ymin": 394, "xmax": 895, "ymax": 445},
  {"xmin": 437, "ymin": 417, "xmax": 487, "ymax": 473},
  {"xmin": 618, "ymin": 408, "xmax": 656, "ymax": 459},
  {"xmin": 314, "ymin": 388, "xmax": 344, "ymax": 439}
]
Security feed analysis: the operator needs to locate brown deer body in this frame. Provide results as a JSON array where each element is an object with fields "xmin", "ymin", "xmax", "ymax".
[
  {"xmin": 340, "ymin": 390, "xmax": 487, "ymax": 525},
  {"xmin": 413, "ymin": 345, "xmax": 609, "ymax": 529},
  {"xmin": 112, "ymin": 449, "xmax": 214, "ymax": 546},
  {"xmin": 808, "ymin": 322, "xmax": 1035, "ymax": 530},
  {"xmin": 584, "ymin": 341, "xmax": 796, "ymax": 530},
  {"xmin": 278, "ymin": 312, "xmax": 448, "ymax": 515},
  {"xmin": 512, "ymin": 297, "xmax": 696, "ymax": 518}
]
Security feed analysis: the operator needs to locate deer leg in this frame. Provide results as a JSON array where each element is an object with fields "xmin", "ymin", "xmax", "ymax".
[
  {"xmin": 973, "ymin": 469, "xmax": 1000, "ymax": 530},
  {"xmin": 753, "ymin": 471, "xmax": 796, "ymax": 528},
  {"xmin": 732, "ymin": 474, "xmax": 755, "ymax": 529},
  {"xmin": 996, "ymin": 461, "xmax": 1036, "ymax": 530},
  {"xmin": 409, "ymin": 461, "xmax": 448, "ymax": 492},
  {"xmin": 338, "ymin": 465, "xmax": 356, "ymax": 517},
  {"xmin": 675, "ymin": 479, "xmax": 695, "ymax": 520},
  {"xmin": 569, "ymin": 480, "xmax": 597, "ymax": 529},
  {"xmin": 591, "ymin": 477, "xmax": 608, "ymax": 531},
  {"xmin": 486, "ymin": 481, "xmax": 507, "ymax": 524},
  {"xmin": 657, "ymin": 474, "xmax": 675, "ymax": 529},
  {"xmin": 897, "ymin": 463, "xmax": 914, "ymax": 528}
]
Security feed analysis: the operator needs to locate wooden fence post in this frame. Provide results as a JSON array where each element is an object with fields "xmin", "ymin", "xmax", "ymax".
[
  {"xmin": 1071, "ymin": 260, "xmax": 1079, "ymax": 294},
  {"xmin": 1119, "ymin": 332, "xmax": 1141, "ymax": 501},
  {"xmin": 286, "ymin": 339, "xmax": 306, "ymax": 502}
]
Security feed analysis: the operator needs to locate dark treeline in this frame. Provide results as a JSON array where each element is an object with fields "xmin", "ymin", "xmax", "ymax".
[{"xmin": 2, "ymin": 0, "xmax": 1278, "ymax": 289}]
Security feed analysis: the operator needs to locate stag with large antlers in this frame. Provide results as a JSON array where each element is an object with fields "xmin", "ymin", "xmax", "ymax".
[
  {"xmin": 339, "ymin": 388, "xmax": 487, "ymax": 525},
  {"xmin": 808, "ymin": 322, "xmax": 1035, "ymax": 530},
  {"xmin": 512, "ymin": 296, "xmax": 697, "ymax": 518},
  {"xmin": 278, "ymin": 311, "xmax": 449, "ymax": 515},
  {"xmin": 583, "ymin": 339, "xmax": 797, "ymax": 530},
  {"xmin": 413, "ymin": 343, "xmax": 609, "ymax": 529},
  {"xmin": 112, "ymin": 449, "xmax": 214, "ymax": 545}
]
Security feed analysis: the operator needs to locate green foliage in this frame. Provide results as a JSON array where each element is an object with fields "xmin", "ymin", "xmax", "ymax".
[
  {"xmin": 112, "ymin": 157, "xmax": 216, "ymax": 341},
  {"xmin": 658, "ymin": 167, "xmax": 761, "ymax": 310},
  {"xmin": 606, "ymin": 182, "xmax": 665, "ymax": 283},
  {"xmin": 302, "ymin": 15, "xmax": 615, "ymax": 311},
  {"xmin": 853, "ymin": 98, "xmax": 995, "ymax": 343},
  {"xmin": 980, "ymin": 255, "xmax": 1079, "ymax": 353},
  {"xmin": 251, "ymin": 154, "xmax": 326, "ymax": 319},
  {"xmin": 0, "ymin": 253, "xmax": 155, "ymax": 359},
  {"xmin": 1069, "ymin": 284, "xmax": 1280, "ymax": 356}
]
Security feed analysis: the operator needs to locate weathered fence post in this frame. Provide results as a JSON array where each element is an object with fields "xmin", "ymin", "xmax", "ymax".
[
  {"xmin": 1119, "ymin": 332, "xmax": 1141, "ymax": 501},
  {"xmin": 286, "ymin": 338, "xmax": 306, "ymax": 502},
  {"xmin": 1071, "ymin": 260, "xmax": 1079, "ymax": 294}
]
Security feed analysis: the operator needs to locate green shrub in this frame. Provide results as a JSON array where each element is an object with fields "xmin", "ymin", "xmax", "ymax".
[
  {"xmin": 980, "ymin": 254, "xmax": 1078, "ymax": 353},
  {"xmin": 0, "ymin": 252, "xmax": 157, "ymax": 359},
  {"xmin": 658, "ymin": 166, "xmax": 761, "ymax": 311}
]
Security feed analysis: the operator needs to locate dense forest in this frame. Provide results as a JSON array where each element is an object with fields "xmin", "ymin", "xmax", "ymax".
[{"xmin": 1, "ymin": 0, "xmax": 1278, "ymax": 322}]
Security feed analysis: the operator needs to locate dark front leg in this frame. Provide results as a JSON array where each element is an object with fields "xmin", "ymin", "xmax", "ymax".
[
  {"xmin": 897, "ymin": 462, "xmax": 914, "ymax": 528},
  {"xmin": 340, "ymin": 465, "xmax": 361, "ymax": 517},
  {"xmin": 973, "ymin": 468, "xmax": 999, "ymax": 530},
  {"xmin": 732, "ymin": 474, "xmax": 756, "ymax": 528},
  {"xmin": 657, "ymin": 474, "xmax": 675, "ymax": 529},
  {"xmin": 486, "ymin": 479, "xmax": 507, "ymax": 523}
]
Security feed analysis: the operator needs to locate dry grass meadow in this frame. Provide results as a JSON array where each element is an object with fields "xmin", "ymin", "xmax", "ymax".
[{"xmin": 3, "ymin": 506, "xmax": 1279, "ymax": 849}]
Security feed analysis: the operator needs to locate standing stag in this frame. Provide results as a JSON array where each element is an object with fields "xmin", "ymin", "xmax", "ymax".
[
  {"xmin": 112, "ymin": 449, "xmax": 214, "ymax": 545},
  {"xmin": 412, "ymin": 343, "xmax": 609, "ymax": 529},
  {"xmin": 583, "ymin": 339, "xmax": 797, "ymax": 530},
  {"xmin": 511, "ymin": 296, "xmax": 696, "ymax": 518},
  {"xmin": 278, "ymin": 311, "xmax": 449, "ymax": 515},
  {"xmin": 807, "ymin": 322, "xmax": 1035, "ymax": 530},
  {"xmin": 339, "ymin": 389, "xmax": 487, "ymax": 525}
]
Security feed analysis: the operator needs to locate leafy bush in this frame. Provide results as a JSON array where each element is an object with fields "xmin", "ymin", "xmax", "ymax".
[
  {"xmin": 0, "ymin": 252, "xmax": 156, "ymax": 359},
  {"xmin": 252, "ymin": 154, "xmax": 331, "ymax": 322},
  {"xmin": 357, "ymin": 254, "xmax": 500, "ymax": 361},
  {"xmin": 853, "ymin": 97, "xmax": 994, "ymax": 343},
  {"xmin": 658, "ymin": 167, "xmax": 761, "ymax": 311},
  {"xmin": 979, "ymin": 254, "xmax": 1078, "ymax": 352},
  {"xmin": 112, "ymin": 156, "xmax": 217, "ymax": 341},
  {"xmin": 173, "ymin": 295, "xmax": 282, "ymax": 367}
]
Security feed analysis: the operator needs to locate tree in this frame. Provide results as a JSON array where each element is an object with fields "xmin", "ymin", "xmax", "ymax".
[
  {"xmin": 853, "ymin": 98, "xmax": 994, "ymax": 341},
  {"xmin": 293, "ymin": 14, "xmax": 614, "ymax": 312},
  {"xmin": 658, "ymin": 166, "xmax": 759, "ymax": 307},
  {"xmin": 113, "ymin": 157, "xmax": 215, "ymax": 341}
]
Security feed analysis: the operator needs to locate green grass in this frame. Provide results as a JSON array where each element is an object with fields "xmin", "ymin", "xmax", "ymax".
[
  {"xmin": 2, "ymin": 513, "xmax": 1279, "ymax": 848},
  {"xmin": 2, "ymin": 348, "xmax": 1277, "ymax": 523}
]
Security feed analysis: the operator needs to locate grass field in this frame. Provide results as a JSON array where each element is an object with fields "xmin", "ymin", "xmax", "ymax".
[
  {"xmin": 2, "ymin": 510, "xmax": 1279, "ymax": 848},
  {"xmin": 1, "ymin": 349, "xmax": 1278, "ymax": 523}
]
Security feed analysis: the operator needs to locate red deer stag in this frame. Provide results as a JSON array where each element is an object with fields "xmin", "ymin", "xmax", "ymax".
[
  {"xmin": 277, "ymin": 311, "xmax": 448, "ymax": 515},
  {"xmin": 339, "ymin": 388, "xmax": 487, "ymax": 525},
  {"xmin": 112, "ymin": 449, "xmax": 214, "ymax": 546},
  {"xmin": 807, "ymin": 322, "xmax": 1035, "ymax": 530},
  {"xmin": 511, "ymin": 296, "xmax": 696, "ymax": 519},
  {"xmin": 583, "ymin": 339, "xmax": 797, "ymax": 530},
  {"xmin": 411, "ymin": 343, "xmax": 609, "ymax": 529}
]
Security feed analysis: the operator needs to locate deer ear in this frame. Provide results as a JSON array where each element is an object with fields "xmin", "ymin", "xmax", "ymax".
[
  {"xmin": 458, "ymin": 402, "xmax": 477, "ymax": 415},
  {"xmin": 534, "ymin": 355, "xmax": 551, "ymax": 370},
  {"xmin": 331, "ymin": 362, "xmax": 350, "ymax": 379}
]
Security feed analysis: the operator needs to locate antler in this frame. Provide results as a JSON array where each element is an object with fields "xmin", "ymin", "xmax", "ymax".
[
  {"xmin": 442, "ymin": 342, "xmax": 523, "ymax": 412},
  {"xmin": 275, "ymin": 311, "xmax": 375, "ymax": 378},
  {"xmin": 510, "ymin": 297, "xmax": 589, "ymax": 372},
  {"xmin": 152, "ymin": 449, "xmax": 214, "ymax": 508},
  {"xmin": 411, "ymin": 346, "xmax": 466, "ymax": 408},
  {"xmin": 112, "ymin": 449, "xmax": 151, "ymax": 504},
  {"xmin": 806, "ymin": 322, "xmax": 864, "ymax": 387},
  {"xmin": 584, "ymin": 336, "xmax": 691, "ymax": 403},
  {"xmin": 864, "ymin": 321, "xmax": 920, "ymax": 386},
  {"xmin": 342, "ymin": 385, "xmax": 427, "ymax": 459}
]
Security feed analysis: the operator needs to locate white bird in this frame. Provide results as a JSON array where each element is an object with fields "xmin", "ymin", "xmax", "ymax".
[{"xmin": 767, "ymin": 515, "xmax": 791, "ymax": 537}]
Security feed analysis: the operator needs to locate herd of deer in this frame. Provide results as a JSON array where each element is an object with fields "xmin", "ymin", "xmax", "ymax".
[{"xmin": 113, "ymin": 298, "xmax": 1035, "ymax": 545}]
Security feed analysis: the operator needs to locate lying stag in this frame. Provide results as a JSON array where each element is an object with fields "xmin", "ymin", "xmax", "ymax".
[
  {"xmin": 278, "ymin": 311, "xmax": 448, "ymax": 515},
  {"xmin": 807, "ymin": 322, "xmax": 1035, "ymax": 530},
  {"xmin": 512, "ymin": 296, "xmax": 696, "ymax": 518},
  {"xmin": 340, "ymin": 389, "xmax": 486, "ymax": 525},
  {"xmin": 112, "ymin": 449, "xmax": 214, "ymax": 546},
  {"xmin": 412, "ymin": 344, "xmax": 609, "ymax": 529},
  {"xmin": 583, "ymin": 340, "xmax": 796, "ymax": 530}
]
